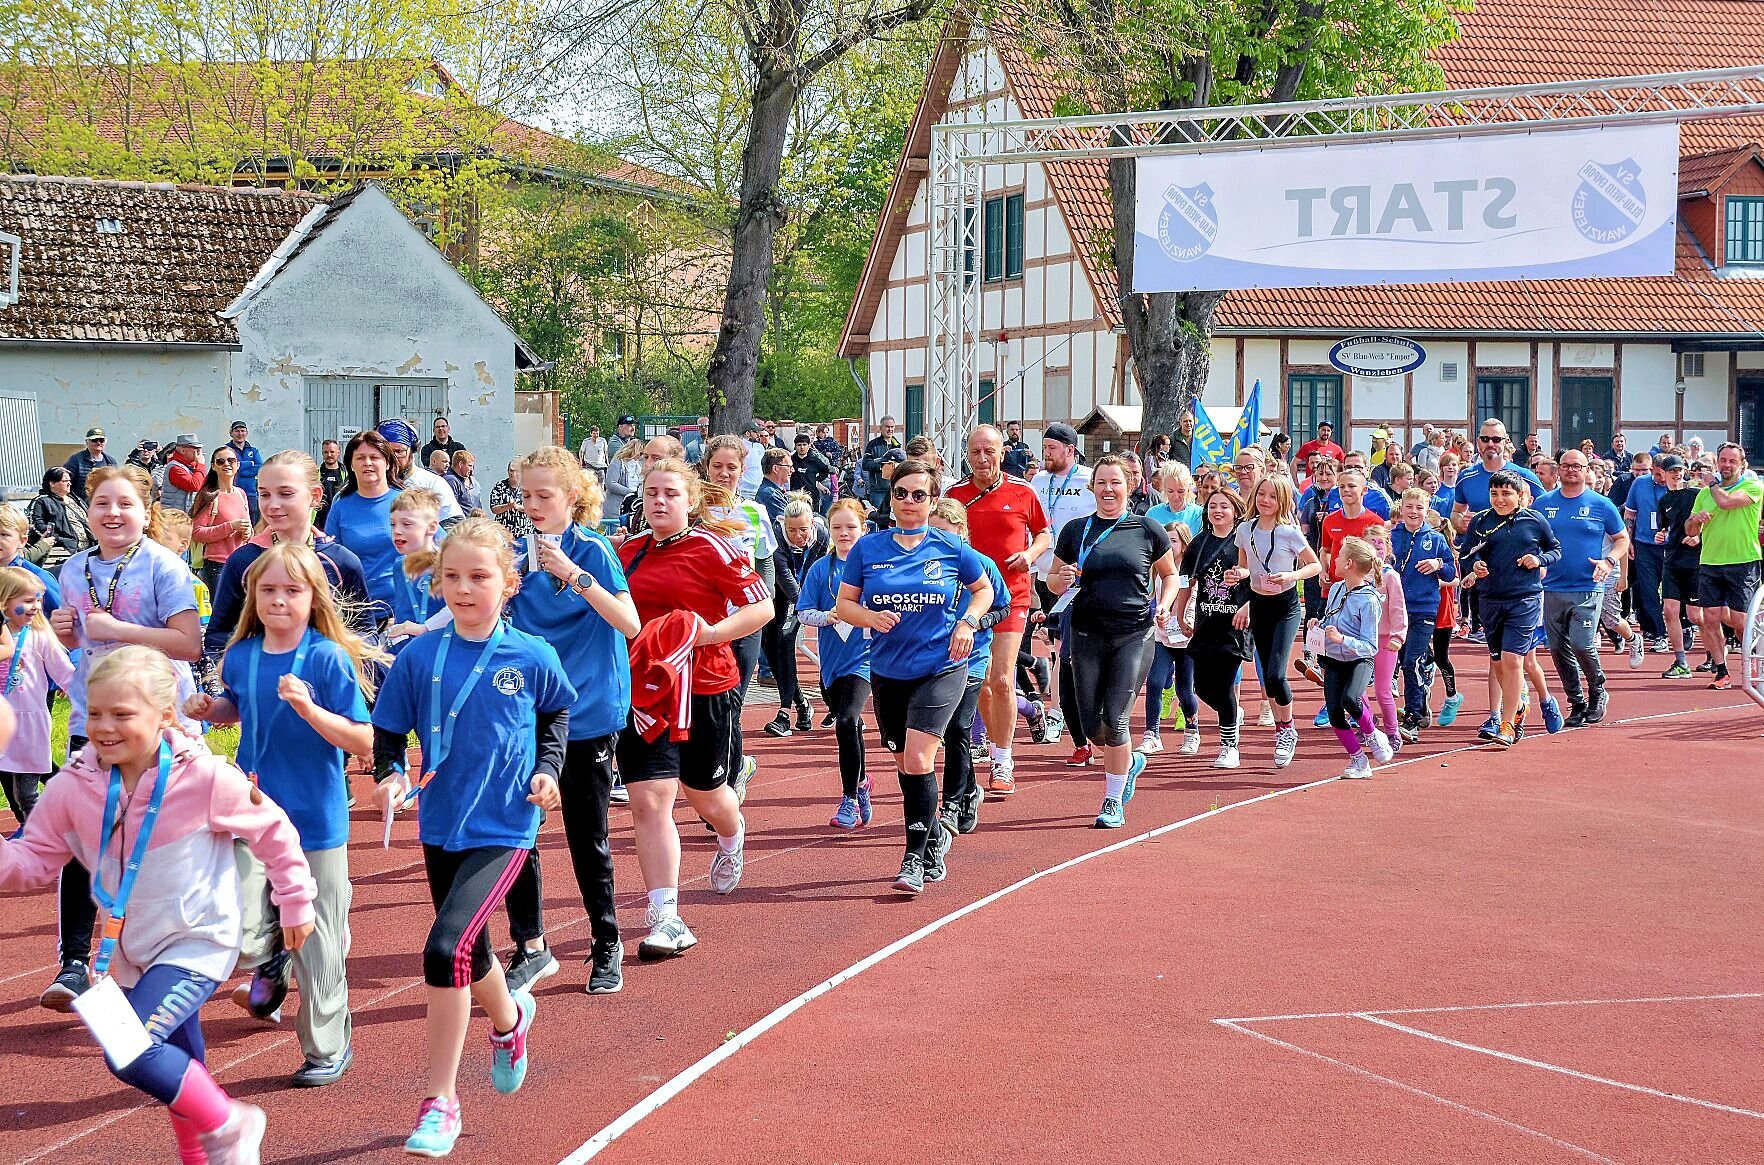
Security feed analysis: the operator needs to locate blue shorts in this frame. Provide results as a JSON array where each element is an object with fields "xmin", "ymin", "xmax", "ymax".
[{"xmin": 1481, "ymin": 594, "xmax": 1542, "ymax": 659}]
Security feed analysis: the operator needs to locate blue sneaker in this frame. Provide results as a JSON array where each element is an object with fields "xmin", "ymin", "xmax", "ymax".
[
  {"xmin": 1476, "ymin": 716, "xmax": 1500, "ymax": 741},
  {"xmin": 403, "ymin": 1096, "xmax": 461, "ymax": 1157},
  {"xmin": 1094, "ymin": 796, "xmax": 1125, "ymax": 829},
  {"xmin": 830, "ymin": 796, "xmax": 862, "ymax": 830},
  {"xmin": 1438, "ymin": 693, "xmax": 1464, "ymax": 727},
  {"xmin": 1313, "ymin": 707, "xmax": 1331, "ymax": 728},
  {"xmin": 489, "ymin": 989, "xmax": 534, "ymax": 1095},
  {"xmin": 855, "ymin": 775, "xmax": 874, "ymax": 826},
  {"xmin": 1540, "ymin": 696, "xmax": 1563, "ymax": 734},
  {"xmin": 1123, "ymin": 752, "xmax": 1146, "ymax": 804}
]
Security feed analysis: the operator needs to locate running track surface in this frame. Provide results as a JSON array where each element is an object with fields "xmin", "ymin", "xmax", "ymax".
[{"xmin": 2, "ymin": 653, "xmax": 1760, "ymax": 1164}]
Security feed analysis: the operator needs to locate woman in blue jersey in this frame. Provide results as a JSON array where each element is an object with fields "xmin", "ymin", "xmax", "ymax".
[
  {"xmin": 500, "ymin": 447, "xmax": 639, "ymax": 997},
  {"xmin": 796, "ymin": 499, "xmax": 873, "ymax": 831},
  {"xmin": 835, "ymin": 459, "xmax": 994, "ymax": 895},
  {"xmin": 323, "ymin": 430, "xmax": 403, "ymax": 621},
  {"xmin": 929, "ymin": 499, "xmax": 1011, "ymax": 846}
]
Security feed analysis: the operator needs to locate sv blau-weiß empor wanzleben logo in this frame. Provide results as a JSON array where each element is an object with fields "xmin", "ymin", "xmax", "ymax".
[
  {"xmin": 1571, "ymin": 156, "xmax": 1646, "ymax": 246},
  {"xmin": 1157, "ymin": 182, "xmax": 1219, "ymax": 262}
]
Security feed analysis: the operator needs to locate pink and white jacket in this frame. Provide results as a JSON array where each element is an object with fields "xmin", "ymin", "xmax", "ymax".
[
  {"xmin": 0, "ymin": 729, "xmax": 315, "ymax": 986},
  {"xmin": 1377, "ymin": 565, "xmax": 1409, "ymax": 649}
]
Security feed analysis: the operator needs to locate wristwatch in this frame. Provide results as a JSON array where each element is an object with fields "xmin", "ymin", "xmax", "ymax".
[
  {"xmin": 959, "ymin": 613, "xmax": 981, "ymax": 630},
  {"xmin": 572, "ymin": 571, "xmax": 596, "ymax": 596}
]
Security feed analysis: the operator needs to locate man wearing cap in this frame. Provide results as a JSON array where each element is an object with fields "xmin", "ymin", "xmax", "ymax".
[
  {"xmin": 162, "ymin": 433, "xmax": 206, "ymax": 513},
  {"xmin": 1622, "ymin": 451, "xmax": 1669, "ymax": 647},
  {"xmin": 62, "ymin": 428, "xmax": 117, "ymax": 504},
  {"xmin": 614, "ymin": 414, "xmax": 640, "ymax": 453},
  {"xmin": 420, "ymin": 416, "xmax": 467, "ymax": 470},
  {"xmin": 225, "ymin": 421, "xmax": 263, "ymax": 522},
  {"xmin": 376, "ymin": 418, "xmax": 462, "ymax": 522},
  {"xmin": 1296, "ymin": 420, "xmax": 1344, "ymax": 467},
  {"xmin": 1030, "ymin": 422, "xmax": 1097, "ymax": 765}
]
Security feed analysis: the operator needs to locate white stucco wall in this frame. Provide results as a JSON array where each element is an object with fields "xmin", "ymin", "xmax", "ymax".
[
  {"xmin": 232, "ymin": 185, "xmax": 522, "ymax": 480},
  {"xmin": 7, "ymin": 346, "xmax": 233, "ymax": 452}
]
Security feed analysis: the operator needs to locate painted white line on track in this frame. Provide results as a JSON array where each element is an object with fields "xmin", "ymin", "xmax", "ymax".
[
  {"xmin": 1212, "ymin": 1020, "xmax": 1624, "ymax": 1164},
  {"xmin": 1613, "ymin": 701, "xmax": 1751, "ymax": 725},
  {"xmin": 1357, "ymin": 1013, "xmax": 1764, "ymax": 1120},
  {"xmin": 1220, "ymin": 990, "xmax": 1764, "ymax": 1025},
  {"xmin": 555, "ymin": 774, "xmax": 1347, "ymax": 1164}
]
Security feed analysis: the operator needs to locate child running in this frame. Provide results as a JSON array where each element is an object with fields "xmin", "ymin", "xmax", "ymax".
[
  {"xmin": 371, "ymin": 518, "xmax": 575, "ymax": 1156},
  {"xmin": 1458, "ymin": 470, "xmax": 1561, "ymax": 747},
  {"xmin": 1142, "ymin": 522, "xmax": 1199, "ymax": 756},
  {"xmin": 0, "ymin": 505, "xmax": 62, "ymax": 612},
  {"xmin": 1176, "ymin": 489, "xmax": 1252, "ymax": 769},
  {"xmin": 184, "ymin": 542, "xmax": 377, "ymax": 1087},
  {"xmin": 1389, "ymin": 489, "xmax": 1457, "ymax": 743},
  {"xmin": 1314, "ymin": 537, "xmax": 1392, "ymax": 778},
  {"xmin": 0, "ymin": 645, "xmax": 316, "ymax": 1165},
  {"xmin": 1361, "ymin": 523, "xmax": 1409, "ymax": 753},
  {"xmin": 0, "ymin": 566, "xmax": 74, "ymax": 829},
  {"xmin": 795, "ymin": 499, "xmax": 875, "ymax": 831},
  {"xmin": 387, "ymin": 488, "xmax": 449, "ymax": 647}
]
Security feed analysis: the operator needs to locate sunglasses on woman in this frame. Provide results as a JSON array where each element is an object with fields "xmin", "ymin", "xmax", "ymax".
[{"xmin": 891, "ymin": 486, "xmax": 931, "ymax": 503}]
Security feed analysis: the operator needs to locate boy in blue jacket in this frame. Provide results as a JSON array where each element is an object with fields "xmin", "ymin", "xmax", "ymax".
[
  {"xmin": 1458, "ymin": 470, "xmax": 1561, "ymax": 747},
  {"xmin": 1391, "ymin": 489, "xmax": 1457, "ymax": 742}
]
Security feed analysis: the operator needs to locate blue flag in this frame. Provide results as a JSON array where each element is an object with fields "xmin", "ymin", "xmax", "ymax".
[
  {"xmin": 1229, "ymin": 380, "xmax": 1262, "ymax": 460},
  {"xmin": 1189, "ymin": 399, "xmax": 1230, "ymax": 470}
]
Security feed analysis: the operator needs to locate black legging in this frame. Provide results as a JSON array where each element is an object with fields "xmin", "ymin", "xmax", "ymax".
[
  {"xmin": 1248, "ymin": 589, "xmax": 1301, "ymax": 707},
  {"xmin": 504, "ymin": 733, "xmax": 619, "ymax": 950},
  {"xmin": 761, "ymin": 606, "xmax": 802, "ymax": 711},
  {"xmin": 1069, "ymin": 624, "xmax": 1157, "ymax": 748},
  {"xmin": 54, "ymin": 738, "xmax": 97, "ymax": 967},
  {"xmin": 941, "ymin": 675, "xmax": 985, "ymax": 803},
  {"xmin": 824, "ymin": 674, "xmax": 870, "ymax": 798},
  {"xmin": 1055, "ymin": 612, "xmax": 1086, "ymax": 747},
  {"xmin": 1192, "ymin": 652, "xmax": 1243, "ymax": 738},
  {"xmin": 1430, "ymin": 627, "xmax": 1457, "ymax": 697}
]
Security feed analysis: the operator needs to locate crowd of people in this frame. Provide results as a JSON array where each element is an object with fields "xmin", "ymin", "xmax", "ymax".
[{"xmin": 0, "ymin": 404, "xmax": 1758, "ymax": 1164}]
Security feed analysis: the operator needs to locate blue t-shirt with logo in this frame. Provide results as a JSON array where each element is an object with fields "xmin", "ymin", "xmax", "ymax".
[
  {"xmin": 373, "ymin": 625, "xmax": 575, "ymax": 851},
  {"xmin": 841, "ymin": 528, "xmax": 986, "ymax": 681},
  {"xmin": 1455, "ymin": 460, "xmax": 1544, "ymax": 514},
  {"xmin": 1430, "ymin": 483, "xmax": 1456, "ymax": 520},
  {"xmin": 222, "ymin": 633, "xmax": 370, "ymax": 851},
  {"xmin": 968, "ymin": 557, "xmax": 1012, "ymax": 680},
  {"xmin": 1325, "ymin": 484, "xmax": 1391, "ymax": 519},
  {"xmin": 509, "ymin": 527, "xmax": 631, "ymax": 740},
  {"xmin": 1536, "ymin": 488, "xmax": 1626, "ymax": 593},
  {"xmin": 797, "ymin": 553, "xmax": 871, "ymax": 684}
]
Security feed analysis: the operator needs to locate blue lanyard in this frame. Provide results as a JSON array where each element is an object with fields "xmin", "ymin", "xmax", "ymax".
[
  {"xmin": 1043, "ymin": 468, "xmax": 1076, "ymax": 518},
  {"xmin": 4, "ymin": 626, "xmax": 27, "ymax": 695},
  {"xmin": 240, "ymin": 631, "xmax": 316, "ymax": 776},
  {"xmin": 400, "ymin": 570, "xmax": 432, "ymax": 621},
  {"xmin": 91, "ymin": 738, "xmax": 173, "ymax": 976},
  {"xmin": 427, "ymin": 622, "xmax": 507, "ymax": 777},
  {"xmin": 1074, "ymin": 515, "xmax": 1126, "ymax": 573}
]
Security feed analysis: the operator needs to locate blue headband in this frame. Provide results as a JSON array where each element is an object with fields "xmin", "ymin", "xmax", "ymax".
[{"xmin": 376, "ymin": 419, "xmax": 419, "ymax": 449}]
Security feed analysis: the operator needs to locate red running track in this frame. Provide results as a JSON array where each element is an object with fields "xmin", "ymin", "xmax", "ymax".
[{"xmin": 1, "ymin": 653, "xmax": 1760, "ymax": 1164}]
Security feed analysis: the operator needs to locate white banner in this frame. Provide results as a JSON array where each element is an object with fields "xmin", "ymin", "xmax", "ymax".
[{"xmin": 1133, "ymin": 124, "xmax": 1680, "ymax": 293}]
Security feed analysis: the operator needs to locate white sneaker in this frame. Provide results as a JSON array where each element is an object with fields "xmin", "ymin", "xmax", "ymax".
[
  {"xmin": 709, "ymin": 826, "xmax": 745, "ymax": 895},
  {"xmin": 200, "ymin": 1101, "xmax": 266, "ymax": 1165},
  {"xmin": 638, "ymin": 912, "xmax": 697, "ymax": 960},
  {"xmin": 1257, "ymin": 703, "xmax": 1275, "ymax": 727},
  {"xmin": 1341, "ymin": 753, "xmax": 1373, "ymax": 779},
  {"xmin": 1626, "ymin": 635, "xmax": 1645, "ymax": 670},
  {"xmin": 1136, "ymin": 732, "xmax": 1164, "ymax": 754},
  {"xmin": 1178, "ymin": 728, "xmax": 1201, "ymax": 756},
  {"xmin": 1368, "ymin": 730, "xmax": 1394, "ymax": 765},
  {"xmin": 1212, "ymin": 745, "xmax": 1240, "ymax": 769},
  {"xmin": 1273, "ymin": 726, "xmax": 1298, "ymax": 769}
]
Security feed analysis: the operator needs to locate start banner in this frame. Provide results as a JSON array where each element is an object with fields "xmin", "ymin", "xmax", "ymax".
[{"xmin": 1132, "ymin": 123, "xmax": 1679, "ymax": 293}]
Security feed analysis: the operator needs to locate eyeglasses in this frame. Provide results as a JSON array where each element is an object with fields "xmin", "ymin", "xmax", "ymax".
[
  {"xmin": 1478, "ymin": 435, "xmax": 1505, "ymax": 444},
  {"xmin": 891, "ymin": 487, "xmax": 931, "ymax": 503}
]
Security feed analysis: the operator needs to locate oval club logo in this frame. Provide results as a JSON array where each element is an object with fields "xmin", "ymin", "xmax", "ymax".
[
  {"xmin": 1157, "ymin": 181, "xmax": 1219, "ymax": 263},
  {"xmin": 1571, "ymin": 156, "xmax": 1646, "ymax": 246}
]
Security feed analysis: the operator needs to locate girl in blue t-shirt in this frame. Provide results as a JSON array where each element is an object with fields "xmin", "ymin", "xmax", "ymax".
[
  {"xmin": 500, "ymin": 446, "xmax": 639, "ymax": 997},
  {"xmin": 836, "ymin": 460, "xmax": 994, "ymax": 896},
  {"xmin": 797, "ymin": 499, "xmax": 874, "ymax": 831},
  {"xmin": 929, "ymin": 500, "xmax": 1010, "ymax": 844},
  {"xmin": 184, "ymin": 541, "xmax": 376, "ymax": 1086},
  {"xmin": 370, "ymin": 518, "xmax": 575, "ymax": 1157}
]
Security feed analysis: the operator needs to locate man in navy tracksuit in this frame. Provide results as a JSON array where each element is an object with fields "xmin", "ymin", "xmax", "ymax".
[
  {"xmin": 1458, "ymin": 470, "xmax": 1561, "ymax": 747},
  {"xmin": 1390, "ymin": 489, "xmax": 1457, "ymax": 740}
]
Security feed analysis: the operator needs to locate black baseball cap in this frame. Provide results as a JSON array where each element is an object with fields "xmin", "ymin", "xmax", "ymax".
[
  {"xmin": 1657, "ymin": 453, "xmax": 1686, "ymax": 470},
  {"xmin": 1044, "ymin": 422, "xmax": 1080, "ymax": 446},
  {"xmin": 617, "ymin": 414, "xmax": 637, "ymax": 426}
]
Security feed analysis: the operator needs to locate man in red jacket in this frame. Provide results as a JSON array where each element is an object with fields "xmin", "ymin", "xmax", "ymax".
[{"xmin": 161, "ymin": 433, "xmax": 206, "ymax": 513}]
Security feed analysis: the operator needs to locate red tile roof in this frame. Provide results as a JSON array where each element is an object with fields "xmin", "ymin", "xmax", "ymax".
[{"xmin": 1679, "ymin": 144, "xmax": 1761, "ymax": 196}]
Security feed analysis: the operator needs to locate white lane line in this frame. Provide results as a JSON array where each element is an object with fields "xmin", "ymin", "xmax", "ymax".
[
  {"xmin": 1219, "ymin": 991, "xmax": 1764, "ymax": 1025},
  {"xmin": 0, "ymin": 961, "xmax": 62, "ymax": 988},
  {"xmin": 555, "ymin": 773, "xmax": 1346, "ymax": 1164},
  {"xmin": 1613, "ymin": 702, "xmax": 1750, "ymax": 725},
  {"xmin": 1212, "ymin": 1020, "xmax": 1625, "ymax": 1164},
  {"xmin": 1357, "ymin": 1013, "xmax": 1764, "ymax": 1120}
]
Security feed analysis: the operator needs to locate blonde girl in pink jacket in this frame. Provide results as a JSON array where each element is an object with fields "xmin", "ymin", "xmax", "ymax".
[
  {"xmin": 1362, "ymin": 523, "xmax": 1409, "ymax": 752},
  {"xmin": 0, "ymin": 646, "xmax": 315, "ymax": 1165}
]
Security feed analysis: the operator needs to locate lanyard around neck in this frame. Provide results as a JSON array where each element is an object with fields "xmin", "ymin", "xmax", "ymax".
[
  {"xmin": 427, "ymin": 622, "xmax": 507, "ymax": 777},
  {"xmin": 86, "ymin": 541, "xmax": 143, "ymax": 613},
  {"xmin": 1043, "ymin": 467, "xmax": 1077, "ymax": 515},
  {"xmin": 1075, "ymin": 514, "xmax": 1126, "ymax": 574},
  {"xmin": 3, "ymin": 625, "xmax": 27, "ymax": 695},
  {"xmin": 91, "ymin": 737, "xmax": 174, "ymax": 976},
  {"xmin": 241, "ymin": 630, "xmax": 317, "ymax": 777}
]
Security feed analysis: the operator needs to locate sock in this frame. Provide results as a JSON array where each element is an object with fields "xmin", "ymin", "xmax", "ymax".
[
  {"xmin": 1219, "ymin": 721, "xmax": 1240, "ymax": 749},
  {"xmin": 1333, "ymin": 727, "xmax": 1362, "ymax": 755},
  {"xmin": 168, "ymin": 1061, "xmax": 231, "ymax": 1134},
  {"xmin": 716, "ymin": 818, "xmax": 745, "ymax": 854},
  {"xmin": 900, "ymin": 772, "xmax": 938, "ymax": 859},
  {"xmin": 1104, "ymin": 772, "xmax": 1128, "ymax": 800},
  {"xmin": 1275, "ymin": 719, "xmax": 1292, "ymax": 731},
  {"xmin": 647, "ymin": 887, "xmax": 678, "ymax": 920},
  {"xmin": 523, "ymin": 938, "xmax": 545, "ymax": 954},
  {"xmin": 170, "ymin": 1112, "xmax": 207, "ymax": 1165},
  {"xmin": 990, "ymin": 742, "xmax": 1008, "ymax": 763}
]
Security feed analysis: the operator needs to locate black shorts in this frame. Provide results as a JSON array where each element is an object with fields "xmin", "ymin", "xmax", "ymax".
[
  {"xmin": 872, "ymin": 667, "xmax": 969, "ymax": 753},
  {"xmin": 1698, "ymin": 561, "xmax": 1762, "ymax": 612},
  {"xmin": 1663, "ymin": 563, "xmax": 1702, "ymax": 605},
  {"xmin": 616, "ymin": 688, "xmax": 741, "ymax": 791}
]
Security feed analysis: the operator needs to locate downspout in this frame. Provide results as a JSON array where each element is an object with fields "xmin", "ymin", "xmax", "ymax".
[{"xmin": 850, "ymin": 356, "xmax": 872, "ymax": 444}]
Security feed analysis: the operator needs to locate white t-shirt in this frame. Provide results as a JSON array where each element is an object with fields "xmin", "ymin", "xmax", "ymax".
[
  {"xmin": 1232, "ymin": 519, "xmax": 1309, "ymax": 595},
  {"xmin": 1029, "ymin": 463, "xmax": 1096, "ymax": 579},
  {"xmin": 403, "ymin": 465, "xmax": 463, "ymax": 521}
]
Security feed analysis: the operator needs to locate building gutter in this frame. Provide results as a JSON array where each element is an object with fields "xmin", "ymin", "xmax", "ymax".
[{"xmin": 0, "ymin": 339, "xmax": 241, "ymax": 352}]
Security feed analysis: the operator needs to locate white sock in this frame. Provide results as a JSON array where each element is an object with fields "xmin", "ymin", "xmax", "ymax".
[
  {"xmin": 990, "ymin": 743, "xmax": 1008, "ymax": 764},
  {"xmin": 1104, "ymin": 772, "xmax": 1128, "ymax": 800},
  {"xmin": 717, "ymin": 818, "xmax": 745, "ymax": 854},
  {"xmin": 523, "ymin": 938, "xmax": 546, "ymax": 955},
  {"xmin": 647, "ymin": 888, "xmax": 678, "ymax": 918}
]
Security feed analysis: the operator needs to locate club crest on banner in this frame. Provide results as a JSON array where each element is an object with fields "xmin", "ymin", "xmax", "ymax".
[
  {"xmin": 1571, "ymin": 156, "xmax": 1647, "ymax": 246},
  {"xmin": 1157, "ymin": 182, "xmax": 1218, "ymax": 262}
]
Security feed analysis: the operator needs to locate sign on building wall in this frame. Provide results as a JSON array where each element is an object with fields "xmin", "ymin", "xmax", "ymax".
[
  {"xmin": 1134, "ymin": 124, "xmax": 1679, "ymax": 292},
  {"xmin": 1329, "ymin": 335, "xmax": 1426, "ymax": 378}
]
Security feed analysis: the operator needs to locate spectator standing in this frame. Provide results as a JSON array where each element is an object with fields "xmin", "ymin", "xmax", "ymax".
[
  {"xmin": 1169, "ymin": 410, "xmax": 1197, "ymax": 469},
  {"xmin": 419, "ymin": 416, "xmax": 466, "ymax": 469},
  {"xmin": 489, "ymin": 460, "xmax": 531, "ymax": 539},
  {"xmin": 160, "ymin": 434, "xmax": 206, "ymax": 513},
  {"xmin": 1003, "ymin": 420, "xmax": 1034, "ymax": 479},
  {"xmin": 1295, "ymin": 420, "xmax": 1344, "ymax": 467},
  {"xmin": 578, "ymin": 425, "xmax": 609, "ymax": 477},
  {"xmin": 738, "ymin": 423, "xmax": 768, "ymax": 498},
  {"xmin": 316, "ymin": 439, "xmax": 345, "ymax": 527},
  {"xmin": 603, "ymin": 438, "xmax": 645, "ymax": 517},
  {"xmin": 28, "ymin": 468, "xmax": 93, "ymax": 568},
  {"xmin": 445, "ymin": 449, "xmax": 483, "ymax": 515},
  {"xmin": 755, "ymin": 449, "xmax": 793, "ymax": 525},
  {"xmin": 790, "ymin": 434, "xmax": 833, "ymax": 512},
  {"xmin": 862, "ymin": 415, "xmax": 904, "ymax": 514},
  {"xmin": 62, "ymin": 428, "xmax": 117, "ymax": 503},
  {"xmin": 613, "ymin": 414, "xmax": 640, "ymax": 454},
  {"xmin": 227, "ymin": 421, "xmax": 263, "ymax": 522},
  {"xmin": 190, "ymin": 447, "xmax": 253, "ymax": 592}
]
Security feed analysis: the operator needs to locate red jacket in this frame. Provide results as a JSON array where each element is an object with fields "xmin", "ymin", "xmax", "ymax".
[
  {"xmin": 629, "ymin": 610, "xmax": 701, "ymax": 742},
  {"xmin": 166, "ymin": 451, "xmax": 205, "ymax": 494}
]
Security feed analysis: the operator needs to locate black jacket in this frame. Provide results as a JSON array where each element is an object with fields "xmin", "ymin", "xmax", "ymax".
[{"xmin": 29, "ymin": 492, "xmax": 93, "ymax": 555}]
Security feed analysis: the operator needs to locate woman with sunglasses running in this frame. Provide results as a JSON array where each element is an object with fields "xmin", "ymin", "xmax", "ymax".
[{"xmin": 836, "ymin": 460, "xmax": 993, "ymax": 894}]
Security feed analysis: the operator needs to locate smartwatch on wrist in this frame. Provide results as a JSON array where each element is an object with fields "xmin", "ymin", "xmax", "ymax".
[
  {"xmin": 573, "ymin": 571, "xmax": 595, "ymax": 595},
  {"xmin": 959, "ymin": 613, "xmax": 980, "ymax": 630}
]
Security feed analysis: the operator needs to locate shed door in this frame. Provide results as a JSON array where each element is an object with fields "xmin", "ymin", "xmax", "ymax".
[{"xmin": 303, "ymin": 377, "xmax": 448, "ymax": 460}]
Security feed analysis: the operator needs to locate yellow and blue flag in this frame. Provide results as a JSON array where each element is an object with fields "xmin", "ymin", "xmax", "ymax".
[
  {"xmin": 1189, "ymin": 400, "xmax": 1230, "ymax": 470},
  {"xmin": 1229, "ymin": 379, "xmax": 1262, "ymax": 460}
]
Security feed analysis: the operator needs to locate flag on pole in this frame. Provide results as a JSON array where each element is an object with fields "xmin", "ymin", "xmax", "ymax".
[
  {"xmin": 1189, "ymin": 400, "xmax": 1230, "ymax": 470},
  {"xmin": 1229, "ymin": 379, "xmax": 1262, "ymax": 460}
]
